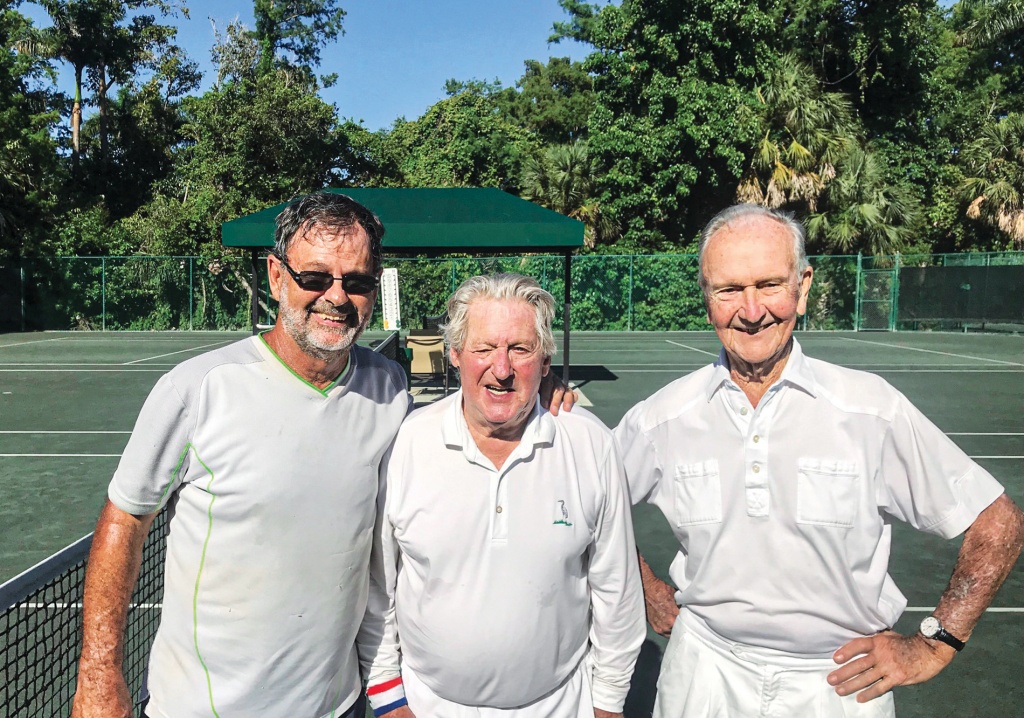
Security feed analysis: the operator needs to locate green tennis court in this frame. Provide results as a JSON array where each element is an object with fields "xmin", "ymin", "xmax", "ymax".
[{"xmin": 1, "ymin": 329, "xmax": 1021, "ymax": 717}]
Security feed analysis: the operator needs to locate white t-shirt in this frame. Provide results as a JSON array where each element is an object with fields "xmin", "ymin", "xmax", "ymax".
[
  {"xmin": 108, "ymin": 336, "xmax": 410, "ymax": 718},
  {"xmin": 367, "ymin": 393, "xmax": 645, "ymax": 714},
  {"xmin": 614, "ymin": 339, "xmax": 1004, "ymax": 656}
]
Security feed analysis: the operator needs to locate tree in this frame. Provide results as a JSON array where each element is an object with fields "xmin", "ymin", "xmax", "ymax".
[
  {"xmin": 553, "ymin": 0, "xmax": 780, "ymax": 249},
  {"xmin": 737, "ymin": 53, "xmax": 856, "ymax": 212},
  {"xmin": 958, "ymin": 0, "xmax": 1024, "ymax": 45},
  {"xmin": 251, "ymin": 0, "xmax": 346, "ymax": 78},
  {"xmin": 355, "ymin": 92, "xmax": 536, "ymax": 190},
  {"xmin": 521, "ymin": 140, "xmax": 615, "ymax": 247},
  {"xmin": 1, "ymin": 1, "xmax": 60, "ymax": 256},
  {"xmin": 496, "ymin": 57, "xmax": 595, "ymax": 144},
  {"xmin": 806, "ymin": 146, "xmax": 921, "ymax": 255},
  {"xmin": 25, "ymin": 0, "xmax": 185, "ymax": 170},
  {"xmin": 960, "ymin": 113, "xmax": 1024, "ymax": 247}
]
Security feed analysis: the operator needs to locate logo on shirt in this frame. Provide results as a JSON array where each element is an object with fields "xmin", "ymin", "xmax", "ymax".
[{"xmin": 553, "ymin": 499, "xmax": 573, "ymax": 526}]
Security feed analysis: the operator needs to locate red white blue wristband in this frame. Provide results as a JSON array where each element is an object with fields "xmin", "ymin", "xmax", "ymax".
[{"xmin": 367, "ymin": 676, "xmax": 407, "ymax": 716}]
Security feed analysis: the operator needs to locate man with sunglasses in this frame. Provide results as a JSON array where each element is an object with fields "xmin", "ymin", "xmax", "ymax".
[{"xmin": 72, "ymin": 192, "xmax": 410, "ymax": 718}]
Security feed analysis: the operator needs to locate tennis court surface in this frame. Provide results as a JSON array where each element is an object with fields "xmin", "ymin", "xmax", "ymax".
[{"xmin": 1, "ymin": 329, "xmax": 1021, "ymax": 717}]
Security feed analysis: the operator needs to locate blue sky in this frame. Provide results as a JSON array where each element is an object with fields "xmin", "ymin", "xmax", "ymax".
[{"xmin": 22, "ymin": 0, "xmax": 594, "ymax": 131}]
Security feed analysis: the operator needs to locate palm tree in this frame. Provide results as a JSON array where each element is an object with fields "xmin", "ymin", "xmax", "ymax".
[
  {"xmin": 23, "ymin": 0, "xmax": 106, "ymax": 164},
  {"xmin": 521, "ymin": 140, "xmax": 616, "ymax": 248},
  {"xmin": 959, "ymin": 0, "xmax": 1024, "ymax": 45},
  {"xmin": 960, "ymin": 113, "xmax": 1024, "ymax": 247},
  {"xmin": 736, "ymin": 54, "xmax": 856, "ymax": 212},
  {"xmin": 806, "ymin": 146, "xmax": 920, "ymax": 256}
]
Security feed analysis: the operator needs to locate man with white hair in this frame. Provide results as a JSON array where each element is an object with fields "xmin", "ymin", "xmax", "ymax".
[
  {"xmin": 365, "ymin": 273, "xmax": 645, "ymax": 718},
  {"xmin": 616, "ymin": 204, "xmax": 1024, "ymax": 716}
]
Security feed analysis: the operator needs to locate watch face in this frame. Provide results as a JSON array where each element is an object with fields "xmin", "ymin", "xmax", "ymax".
[{"xmin": 920, "ymin": 616, "xmax": 941, "ymax": 638}]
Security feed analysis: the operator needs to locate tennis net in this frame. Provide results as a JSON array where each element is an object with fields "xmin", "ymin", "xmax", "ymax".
[{"xmin": 0, "ymin": 508, "xmax": 169, "ymax": 718}]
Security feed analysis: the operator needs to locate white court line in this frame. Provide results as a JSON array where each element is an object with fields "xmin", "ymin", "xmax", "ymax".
[
  {"xmin": 0, "ymin": 369, "xmax": 166, "ymax": 372},
  {"xmin": 970, "ymin": 456, "xmax": 1024, "ymax": 459},
  {"xmin": 0, "ymin": 337, "xmax": 67, "ymax": 349},
  {"xmin": 0, "ymin": 362, "xmax": 178, "ymax": 366},
  {"xmin": 609, "ymin": 368, "xmax": 1024, "ymax": 374},
  {"xmin": 872, "ymin": 369, "xmax": 1024, "ymax": 373},
  {"xmin": 839, "ymin": 336, "xmax": 1024, "ymax": 367},
  {"xmin": 949, "ymin": 432, "xmax": 1023, "ymax": 436},
  {"xmin": 123, "ymin": 340, "xmax": 232, "ymax": 365},
  {"xmin": 906, "ymin": 607, "xmax": 1024, "ymax": 613},
  {"xmin": 665, "ymin": 340, "xmax": 719, "ymax": 357},
  {"xmin": 0, "ymin": 453, "xmax": 121, "ymax": 457},
  {"xmin": 0, "ymin": 431, "xmax": 130, "ymax": 434}
]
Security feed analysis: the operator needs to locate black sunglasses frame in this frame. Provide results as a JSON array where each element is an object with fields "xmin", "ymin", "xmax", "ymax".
[{"xmin": 275, "ymin": 256, "xmax": 380, "ymax": 295}]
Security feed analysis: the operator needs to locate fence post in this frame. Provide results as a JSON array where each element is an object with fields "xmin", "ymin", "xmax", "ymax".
[
  {"xmin": 889, "ymin": 252, "xmax": 901, "ymax": 331},
  {"xmin": 628, "ymin": 255, "xmax": 634, "ymax": 332},
  {"xmin": 101, "ymin": 257, "xmax": 106, "ymax": 331},
  {"xmin": 188, "ymin": 257, "xmax": 194, "ymax": 330},
  {"xmin": 20, "ymin": 262, "xmax": 26, "ymax": 332},
  {"xmin": 854, "ymin": 253, "xmax": 863, "ymax": 331}
]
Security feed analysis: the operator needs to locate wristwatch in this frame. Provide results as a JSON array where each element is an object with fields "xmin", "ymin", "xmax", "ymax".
[{"xmin": 919, "ymin": 616, "xmax": 965, "ymax": 651}]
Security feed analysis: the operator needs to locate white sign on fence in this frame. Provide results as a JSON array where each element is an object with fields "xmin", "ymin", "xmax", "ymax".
[{"xmin": 381, "ymin": 267, "xmax": 401, "ymax": 330}]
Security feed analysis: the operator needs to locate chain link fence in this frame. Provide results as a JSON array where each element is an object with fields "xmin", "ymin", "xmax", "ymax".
[{"xmin": 2, "ymin": 252, "xmax": 1021, "ymax": 333}]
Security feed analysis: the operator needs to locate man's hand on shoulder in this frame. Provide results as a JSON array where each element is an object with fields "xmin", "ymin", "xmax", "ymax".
[
  {"xmin": 828, "ymin": 630, "xmax": 956, "ymax": 702},
  {"xmin": 595, "ymin": 709, "xmax": 622, "ymax": 718},
  {"xmin": 540, "ymin": 371, "xmax": 577, "ymax": 415},
  {"xmin": 71, "ymin": 665, "xmax": 133, "ymax": 718}
]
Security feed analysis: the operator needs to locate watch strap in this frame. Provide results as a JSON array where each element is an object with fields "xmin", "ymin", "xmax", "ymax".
[{"xmin": 932, "ymin": 626, "xmax": 966, "ymax": 652}]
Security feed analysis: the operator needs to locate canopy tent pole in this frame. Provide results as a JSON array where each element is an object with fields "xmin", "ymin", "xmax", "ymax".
[
  {"xmin": 562, "ymin": 251, "xmax": 571, "ymax": 385},
  {"xmin": 250, "ymin": 250, "xmax": 259, "ymax": 335}
]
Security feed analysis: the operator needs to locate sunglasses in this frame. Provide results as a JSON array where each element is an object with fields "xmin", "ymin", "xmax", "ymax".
[{"xmin": 276, "ymin": 256, "xmax": 379, "ymax": 295}]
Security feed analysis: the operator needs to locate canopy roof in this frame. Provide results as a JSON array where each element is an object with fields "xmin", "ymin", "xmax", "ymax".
[{"xmin": 221, "ymin": 188, "xmax": 584, "ymax": 253}]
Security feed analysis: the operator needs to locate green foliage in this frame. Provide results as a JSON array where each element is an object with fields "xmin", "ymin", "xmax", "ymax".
[
  {"xmin": 0, "ymin": 2, "xmax": 61, "ymax": 257},
  {"xmin": 960, "ymin": 113, "xmax": 1024, "ymax": 247},
  {"xmin": 495, "ymin": 58, "xmax": 595, "ymax": 144},
  {"xmin": 354, "ymin": 93, "xmax": 536, "ymax": 190},
  {"xmin": 556, "ymin": 0, "xmax": 779, "ymax": 249},
  {"xmin": 252, "ymin": 0, "xmax": 345, "ymax": 77},
  {"xmin": 521, "ymin": 140, "xmax": 615, "ymax": 247}
]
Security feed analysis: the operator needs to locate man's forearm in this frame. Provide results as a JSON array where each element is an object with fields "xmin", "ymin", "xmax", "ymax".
[
  {"xmin": 73, "ymin": 501, "xmax": 155, "ymax": 717},
  {"xmin": 932, "ymin": 493, "xmax": 1024, "ymax": 642}
]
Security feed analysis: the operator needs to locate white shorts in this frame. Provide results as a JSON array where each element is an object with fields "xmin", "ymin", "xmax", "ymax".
[
  {"xmin": 654, "ymin": 610, "xmax": 896, "ymax": 718},
  {"xmin": 403, "ymin": 660, "xmax": 594, "ymax": 718}
]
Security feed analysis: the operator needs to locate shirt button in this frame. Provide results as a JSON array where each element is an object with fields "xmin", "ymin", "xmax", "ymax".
[
  {"xmin": 495, "ymin": 506, "xmax": 503, "ymax": 513},
  {"xmin": 752, "ymin": 464, "xmax": 760, "ymax": 473},
  {"xmin": 740, "ymin": 407, "xmax": 748, "ymax": 415},
  {"xmin": 753, "ymin": 435, "xmax": 760, "ymax": 443}
]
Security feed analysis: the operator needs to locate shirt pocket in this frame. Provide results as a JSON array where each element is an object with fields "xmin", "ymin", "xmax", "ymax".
[
  {"xmin": 796, "ymin": 458, "xmax": 859, "ymax": 528},
  {"xmin": 673, "ymin": 460, "xmax": 722, "ymax": 526}
]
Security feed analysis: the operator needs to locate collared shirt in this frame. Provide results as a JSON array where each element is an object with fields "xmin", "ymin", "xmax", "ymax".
[
  {"xmin": 614, "ymin": 339, "xmax": 1004, "ymax": 656},
  {"xmin": 367, "ymin": 392, "xmax": 645, "ymax": 713},
  {"xmin": 108, "ymin": 337, "xmax": 410, "ymax": 718}
]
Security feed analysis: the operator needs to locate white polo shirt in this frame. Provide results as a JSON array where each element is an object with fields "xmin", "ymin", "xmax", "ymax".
[
  {"xmin": 614, "ymin": 339, "xmax": 1004, "ymax": 656},
  {"xmin": 108, "ymin": 336, "xmax": 410, "ymax": 718},
  {"xmin": 367, "ymin": 392, "xmax": 645, "ymax": 714}
]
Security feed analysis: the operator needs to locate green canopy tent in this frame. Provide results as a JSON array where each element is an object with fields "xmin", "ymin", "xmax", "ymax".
[{"xmin": 221, "ymin": 188, "xmax": 585, "ymax": 382}]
